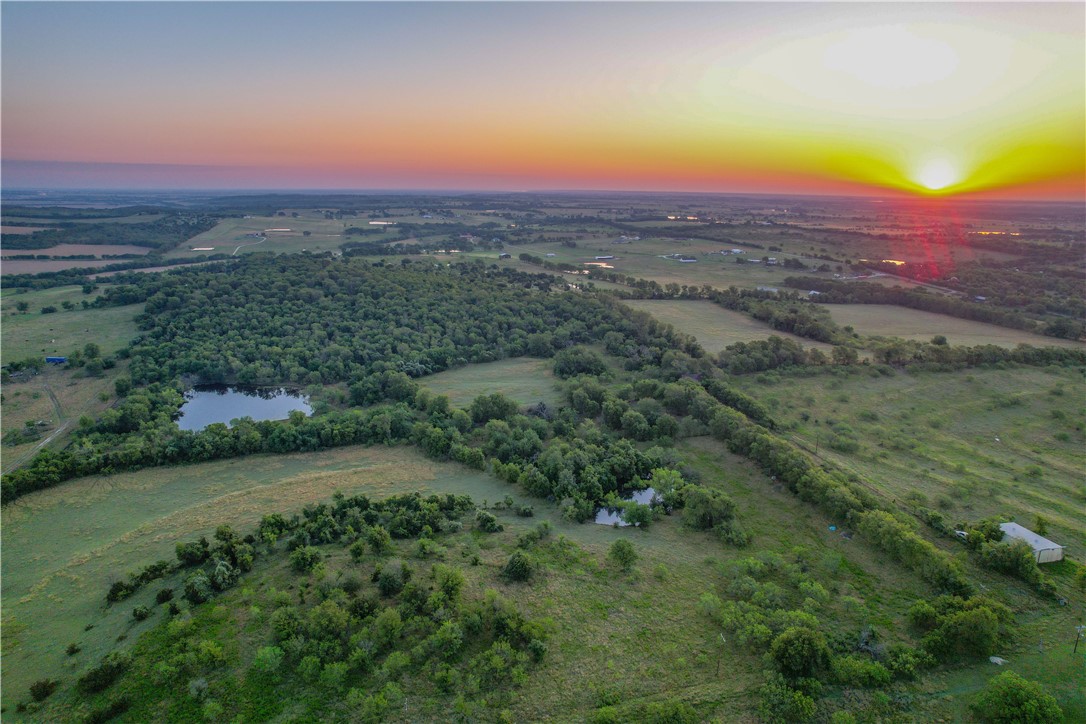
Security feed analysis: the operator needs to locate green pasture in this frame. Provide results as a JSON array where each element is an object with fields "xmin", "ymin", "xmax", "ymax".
[
  {"xmin": 2, "ymin": 429, "xmax": 948, "ymax": 720},
  {"xmin": 622, "ymin": 299, "xmax": 837, "ymax": 354},
  {"xmin": 466, "ymin": 237, "xmax": 830, "ymax": 291},
  {"xmin": 168, "ymin": 216, "xmax": 350, "ymax": 258},
  {"xmin": 734, "ymin": 365, "xmax": 1086, "ymax": 559},
  {"xmin": 826, "ymin": 304, "xmax": 1086, "ymax": 349},
  {"xmin": 419, "ymin": 357, "xmax": 563, "ymax": 409},
  {"xmin": 1, "ymin": 286, "xmax": 142, "ymax": 365}
]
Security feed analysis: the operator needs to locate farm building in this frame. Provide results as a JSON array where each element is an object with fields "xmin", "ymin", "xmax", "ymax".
[
  {"xmin": 498, "ymin": 253, "xmax": 511, "ymax": 259},
  {"xmin": 45, "ymin": 356, "xmax": 67, "ymax": 364},
  {"xmin": 999, "ymin": 522, "xmax": 1064, "ymax": 563},
  {"xmin": 595, "ymin": 255, "xmax": 615, "ymax": 260}
]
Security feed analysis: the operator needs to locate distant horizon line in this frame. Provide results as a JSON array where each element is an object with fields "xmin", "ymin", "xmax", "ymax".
[{"xmin": 3, "ymin": 186, "xmax": 1082, "ymax": 206}]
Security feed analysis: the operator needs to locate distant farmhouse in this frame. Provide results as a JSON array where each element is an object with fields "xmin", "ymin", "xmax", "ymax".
[{"xmin": 1000, "ymin": 522, "xmax": 1064, "ymax": 563}]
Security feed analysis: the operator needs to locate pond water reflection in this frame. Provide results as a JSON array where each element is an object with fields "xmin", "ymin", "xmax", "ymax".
[
  {"xmin": 594, "ymin": 487, "xmax": 657, "ymax": 527},
  {"xmin": 176, "ymin": 385, "xmax": 312, "ymax": 431}
]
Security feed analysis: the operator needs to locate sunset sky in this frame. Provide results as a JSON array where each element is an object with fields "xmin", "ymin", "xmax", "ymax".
[{"xmin": 2, "ymin": 2, "xmax": 1083, "ymax": 199}]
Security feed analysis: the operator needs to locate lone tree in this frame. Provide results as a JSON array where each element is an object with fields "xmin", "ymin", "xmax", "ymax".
[
  {"xmin": 970, "ymin": 671, "xmax": 1062, "ymax": 723},
  {"xmin": 608, "ymin": 539, "xmax": 638, "ymax": 574}
]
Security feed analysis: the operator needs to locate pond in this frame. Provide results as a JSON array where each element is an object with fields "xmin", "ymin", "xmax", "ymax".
[
  {"xmin": 594, "ymin": 487, "xmax": 657, "ymax": 527},
  {"xmin": 176, "ymin": 385, "xmax": 312, "ymax": 431}
]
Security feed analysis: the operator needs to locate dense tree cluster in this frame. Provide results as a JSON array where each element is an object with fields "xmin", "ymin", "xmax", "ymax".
[
  {"xmin": 0, "ymin": 214, "xmax": 217, "ymax": 250},
  {"xmin": 86, "ymin": 255, "xmax": 667, "ymax": 385},
  {"xmin": 81, "ymin": 491, "xmax": 551, "ymax": 721}
]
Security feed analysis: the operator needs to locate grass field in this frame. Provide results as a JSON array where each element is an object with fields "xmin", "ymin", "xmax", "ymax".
[
  {"xmin": 825, "ymin": 304, "xmax": 1086, "ymax": 349},
  {"xmin": 1, "ymin": 286, "xmax": 142, "ymax": 365},
  {"xmin": 0, "ymin": 258, "xmax": 142, "ymax": 275},
  {"xmin": 465, "ymin": 237, "xmax": 831, "ymax": 291},
  {"xmin": 167, "ymin": 215, "xmax": 351, "ymax": 258},
  {"xmin": 733, "ymin": 365, "xmax": 1086, "ymax": 559},
  {"xmin": 1, "ymin": 365, "xmax": 122, "ymax": 474},
  {"xmin": 420, "ymin": 357, "xmax": 564, "ymax": 408},
  {"xmin": 622, "ymin": 299, "xmax": 837, "ymax": 354},
  {"xmin": 2, "ymin": 434, "xmax": 947, "ymax": 719}
]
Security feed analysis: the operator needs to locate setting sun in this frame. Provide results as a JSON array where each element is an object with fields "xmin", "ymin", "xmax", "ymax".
[{"xmin": 915, "ymin": 159, "xmax": 959, "ymax": 191}]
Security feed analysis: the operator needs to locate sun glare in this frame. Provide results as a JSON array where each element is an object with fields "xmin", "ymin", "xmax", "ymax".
[{"xmin": 915, "ymin": 159, "xmax": 958, "ymax": 191}]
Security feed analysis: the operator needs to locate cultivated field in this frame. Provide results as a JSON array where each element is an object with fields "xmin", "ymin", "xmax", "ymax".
[
  {"xmin": 825, "ymin": 304, "xmax": 1086, "ymax": 349},
  {"xmin": 420, "ymin": 357, "xmax": 564, "ymax": 408},
  {"xmin": 1, "ymin": 243, "xmax": 152, "ymax": 258},
  {"xmin": 1, "ymin": 286, "xmax": 142, "ymax": 365},
  {"xmin": 0, "ymin": 259, "xmax": 140, "ymax": 275},
  {"xmin": 622, "ymin": 299, "xmax": 837, "ymax": 354}
]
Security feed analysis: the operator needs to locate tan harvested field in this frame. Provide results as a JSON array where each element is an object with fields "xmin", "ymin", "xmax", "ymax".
[
  {"xmin": 623, "ymin": 299, "xmax": 837, "ymax": 354},
  {"xmin": 1, "ymin": 258, "xmax": 125, "ymax": 274},
  {"xmin": 1, "ymin": 225, "xmax": 54, "ymax": 234},
  {"xmin": 1, "ymin": 243, "xmax": 151, "ymax": 258},
  {"xmin": 826, "ymin": 304, "xmax": 1086, "ymax": 348}
]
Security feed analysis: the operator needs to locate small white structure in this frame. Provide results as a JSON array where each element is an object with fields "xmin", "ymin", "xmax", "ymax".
[{"xmin": 999, "ymin": 522, "xmax": 1064, "ymax": 563}]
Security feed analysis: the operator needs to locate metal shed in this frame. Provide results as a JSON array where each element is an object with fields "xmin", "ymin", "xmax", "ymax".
[{"xmin": 999, "ymin": 522, "xmax": 1064, "ymax": 564}]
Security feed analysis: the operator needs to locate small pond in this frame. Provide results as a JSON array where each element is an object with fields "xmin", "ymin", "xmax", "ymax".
[
  {"xmin": 176, "ymin": 385, "xmax": 312, "ymax": 431},
  {"xmin": 594, "ymin": 487, "xmax": 657, "ymax": 527}
]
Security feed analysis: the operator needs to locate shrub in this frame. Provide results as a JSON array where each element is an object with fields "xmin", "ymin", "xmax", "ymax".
[
  {"xmin": 77, "ymin": 651, "xmax": 131, "ymax": 694},
  {"xmin": 252, "ymin": 646, "xmax": 285, "ymax": 677},
  {"xmin": 29, "ymin": 679, "xmax": 59, "ymax": 702},
  {"xmin": 84, "ymin": 697, "xmax": 131, "ymax": 724},
  {"xmin": 184, "ymin": 571, "xmax": 213, "ymax": 604},
  {"xmin": 608, "ymin": 539, "xmax": 638, "ymax": 573},
  {"xmin": 132, "ymin": 605, "xmax": 152, "ymax": 621},
  {"xmin": 156, "ymin": 587, "xmax": 175, "ymax": 604},
  {"xmin": 476, "ymin": 510, "xmax": 504, "ymax": 533},
  {"xmin": 758, "ymin": 677, "xmax": 817, "ymax": 723},
  {"xmin": 832, "ymin": 655, "xmax": 891, "ymax": 688},
  {"xmin": 502, "ymin": 551, "xmax": 534, "ymax": 582},
  {"xmin": 769, "ymin": 627, "xmax": 830, "ymax": 679},
  {"xmin": 642, "ymin": 699, "xmax": 698, "ymax": 723},
  {"xmin": 289, "ymin": 546, "xmax": 322, "ymax": 573},
  {"xmin": 970, "ymin": 671, "xmax": 1062, "ymax": 723},
  {"xmin": 376, "ymin": 564, "xmax": 406, "ymax": 596}
]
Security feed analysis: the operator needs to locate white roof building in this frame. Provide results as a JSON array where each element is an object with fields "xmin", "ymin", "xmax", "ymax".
[{"xmin": 999, "ymin": 522, "xmax": 1064, "ymax": 563}]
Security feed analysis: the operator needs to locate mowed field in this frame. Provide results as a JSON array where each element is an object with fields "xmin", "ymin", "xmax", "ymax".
[
  {"xmin": 420, "ymin": 357, "xmax": 564, "ymax": 408},
  {"xmin": 622, "ymin": 299, "xmax": 837, "ymax": 354},
  {"xmin": 825, "ymin": 304, "xmax": 1086, "ymax": 349},
  {"xmin": 1, "ymin": 286, "xmax": 142, "ymax": 365}
]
